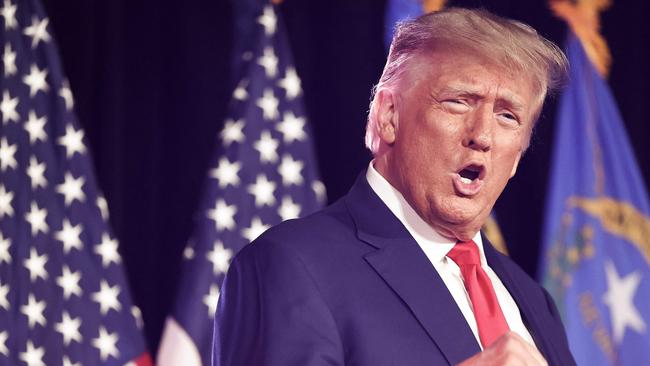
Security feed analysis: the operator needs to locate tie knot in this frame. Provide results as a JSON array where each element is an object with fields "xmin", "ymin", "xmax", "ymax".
[{"xmin": 447, "ymin": 240, "xmax": 481, "ymax": 266}]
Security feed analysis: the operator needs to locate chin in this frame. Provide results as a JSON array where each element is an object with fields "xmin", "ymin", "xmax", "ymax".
[{"xmin": 430, "ymin": 198, "xmax": 485, "ymax": 239}]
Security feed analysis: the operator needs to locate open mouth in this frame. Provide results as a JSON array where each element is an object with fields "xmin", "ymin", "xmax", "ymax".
[
  {"xmin": 453, "ymin": 163, "xmax": 485, "ymax": 196},
  {"xmin": 458, "ymin": 164, "xmax": 483, "ymax": 184}
]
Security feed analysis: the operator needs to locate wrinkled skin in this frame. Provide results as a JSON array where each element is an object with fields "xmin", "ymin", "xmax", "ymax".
[{"xmin": 373, "ymin": 49, "xmax": 538, "ymax": 242}]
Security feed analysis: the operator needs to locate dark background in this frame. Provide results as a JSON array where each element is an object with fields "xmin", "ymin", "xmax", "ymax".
[{"xmin": 41, "ymin": 0, "xmax": 650, "ymax": 354}]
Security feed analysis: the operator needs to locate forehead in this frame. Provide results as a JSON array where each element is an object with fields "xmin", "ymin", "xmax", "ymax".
[{"xmin": 402, "ymin": 50, "xmax": 539, "ymax": 109}]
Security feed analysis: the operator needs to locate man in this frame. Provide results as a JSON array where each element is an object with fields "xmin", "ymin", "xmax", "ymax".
[{"xmin": 213, "ymin": 8, "xmax": 575, "ymax": 366}]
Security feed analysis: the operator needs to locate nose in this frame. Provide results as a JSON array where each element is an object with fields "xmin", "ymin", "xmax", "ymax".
[{"xmin": 463, "ymin": 105, "xmax": 492, "ymax": 152}]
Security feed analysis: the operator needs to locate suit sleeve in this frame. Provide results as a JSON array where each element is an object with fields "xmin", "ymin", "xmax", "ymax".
[{"xmin": 212, "ymin": 239, "xmax": 344, "ymax": 366}]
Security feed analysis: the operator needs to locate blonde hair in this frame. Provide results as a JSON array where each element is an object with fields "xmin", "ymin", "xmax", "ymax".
[{"xmin": 365, "ymin": 7, "xmax": 569, "ymax": 154}]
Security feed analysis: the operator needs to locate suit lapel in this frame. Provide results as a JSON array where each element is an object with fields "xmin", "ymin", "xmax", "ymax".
[
  {"xmin": 482, "ymin": 237, "xmax": 557, "ymax": 363},
  {"xmin": 345, "ymin": 174, "xmax": 481, "ymax": 365}
]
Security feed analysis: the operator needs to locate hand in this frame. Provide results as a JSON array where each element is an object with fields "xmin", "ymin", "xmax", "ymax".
[{"xmin": 457, "ymin": 332, "xmax": 548, "ymax": 366}]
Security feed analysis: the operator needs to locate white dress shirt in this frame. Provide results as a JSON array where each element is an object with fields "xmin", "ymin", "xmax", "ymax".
[{"xmin": 366, "ymin": 162, "xmax": 537, "ymax": 350}]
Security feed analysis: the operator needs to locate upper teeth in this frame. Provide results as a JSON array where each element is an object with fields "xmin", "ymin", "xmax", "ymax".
[{"xmin": 460, "ymin": 177, "xmax": 473, "ymax": 184}]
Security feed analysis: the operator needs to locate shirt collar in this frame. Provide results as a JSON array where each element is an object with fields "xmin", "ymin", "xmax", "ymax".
[{"xmin": 366, "ymin": 161, "xmax": 487, "ymax": 265}]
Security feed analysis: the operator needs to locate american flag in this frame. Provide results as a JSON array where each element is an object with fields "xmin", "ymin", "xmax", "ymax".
[
  {"xmin": 157, "ymin": 2, "xmax": 325, "ymax": 365},
  {"xmin": 0, "ymin": 0, "xmax": 151, "ymax": 364}
]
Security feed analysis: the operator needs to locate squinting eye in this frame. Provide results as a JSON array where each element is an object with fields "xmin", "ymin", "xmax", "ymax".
[
  {"xmin": 498, "ymin": 112, "xmax": 519, "ymax": 124},
  {"xmin": 445, "ymin": 99, "xmax": 465, "ymax": 105},
  {"xmin": 442, "ymin": 99, "xmax": 469, "ymax": 112}
]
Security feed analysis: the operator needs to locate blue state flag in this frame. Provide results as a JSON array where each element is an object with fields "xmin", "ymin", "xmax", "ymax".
[
  {"xmin": 541, "ymin": 33, "xmax": 650, "ymax": 365},
  {"xmin": 0, "ymin": 0, "xmax": 152, "ymax": 364},
  {"xmin": 156, "ymin": 1, "xmax": 326, "ymax": 365},
  {"xmin": 384, "ymin": 0, "xmax": 423, "ymax": 50}
]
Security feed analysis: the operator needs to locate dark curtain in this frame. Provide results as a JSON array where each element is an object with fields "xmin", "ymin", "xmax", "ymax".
[{"xmin": 42, "ymin": 0, "xmax": 650, "ymax": 352}]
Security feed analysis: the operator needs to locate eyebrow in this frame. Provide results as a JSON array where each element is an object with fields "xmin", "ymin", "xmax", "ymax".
[{"xmin": 436, "ymin": 84, "xmax": 527, "ymax": 112}]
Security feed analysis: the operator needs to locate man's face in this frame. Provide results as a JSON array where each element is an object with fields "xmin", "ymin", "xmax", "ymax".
[{"xmin": 374, "ymin": 49, "xmax": 538, "ymax": 241}]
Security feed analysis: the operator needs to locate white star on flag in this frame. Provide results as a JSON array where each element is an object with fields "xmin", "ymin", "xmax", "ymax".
[
  {"xmin": 20, "ymin": 294, "xmax": 47, "ymax": 328},
  {"xmin": 602, "ymin": 260, "xmax": 647, "ymax": 343},
  {"xmin": 22, "ymin": 63, "xmax": 49, "ymax": 97},
  {"xmin": 276, "ymin": 111, "xmax": 306, "ymax": 143},
  {"xmin": 54, "ymin": 311, "xmax": 82, "ymax": 346},
  {"xmin": 0, "ymin": 91, "xmax": 19, "ymax": 124},
  {"xmin": 27, "ymin": 156, "xmax": 47, "ymax": 189},
  {"xmin": 258, "ymin": 46, "xmax": 278, "ymax": 78},
  {"xmin": 0, "ymin": 0, "xmax": 17, "ymax": 30},
  {"xmin": 92, "ymin": 280, "xmax": 122, "ymax": 315},
  {"xmin": 312, "ymin": 180, "xmax": 327, "ymax": 204},
  {"xmin": 24, "ymin": 110, "xmax": 47, "ymax": 143},
  {"xmin": 0, "ymin": 281, "xmax": 9, "ymax": 310},
  {"xmin": 257, "ymin": 5, "xmax": 277, "ymax": 35},
  {"xmin": 19, "ymin": 340, "xmax": 45, "ymax": 366},
  {"xmin": 0, "ymin": 137, "xmax": 17, "ymax": 171},
  {"xmin": 23, "ymin": 16, "xmax": 51, "ymax": 48},
  {"xmin": 23, "ymin": 247, "xmax": 48, "ymax": 281},
  {"xmin": 254, "ymin": 130, "xmax": 279, "ymax": 163},
  {"xmin": 183, "ymin": 244, "xmax": 195, "ymax": 260},
  {"xmin": 56, "ymin": 172, "xmax": 86, "ymax": 206},
  {"xmin": 57, "ymin": 265, "xmax": 82, "ymax": 300},
  {"xmin": 210, "ymin": 158, "xmax": 241, "ymax": 188},
  {"xmin": 203, "ymin": 284, "xmax": 220, "ymax": 319},
  {"xmin": 97, "ymin": 195, "xmax": 109, "ymax": 221},
  {"xmin": 92, "ymin": 326, "xmax": 120, "ymax": 361},
  {"xmin": 207, "ymin": 199, "xmax": 236, "ymax": 232},
  {"xmin": 54, "ymin": 219, "xmax": 83, "ymax": 253},
  {"xmin": 63, "ymin": 356, "xmax": 81, "ymax": 366},
  {"xmin": 247, "ymin": 174, "xmax": 276, "ymax": 207},
  {"xmin": 278, "ymin": 154, "xmax": 304, "ymax": 186},
  {"xmin": 207, "ymin": 241, "xmax": 233, "ymax": 275},
  {"xmin": 220, "ymin": 119, "xmax": 245, "ymax": 146},
  {"xmin": 132, "ymin": 305, "xmax": 144, "ymax": 329},
  {"xmin": 25, "ymin": 201, "xmax": 49, "ymax": 236},
  {"xmin": 3, "ymin": 43, "xmax": 17, "ymax": 76},
  {"xmin": 256, "ymin": 88, "xmax": 279, "ymax": 120},
  {"xmin": 59, "ymin": 80, "xmax": 74, "ymax": 110},
  {"xmin": 0, "ymin": 330, "xmax": 7, "ymax": 357},
  {"xmin": 0, "ymin": 184, "xmax": 13, "ymax": 218},
  {"xmin": 95, "ymin": 233, "xmax": 121, "ymax": 267},
  {"xmin": 241, "ymin": 216, "xmax": 270, "ymax": 243},
  {"xmin": 278, "ymin": 195, "xmax": 301, "ymax": 221},
  {"xmin": 57, "ymin": 124, "xmax": 87, "ymax": 158},
  {"xmin": 278, "ymin": 67, "xmax": 302, "ymax": 99},
  {"xmin": 233, "ymin": 79, "xmax": 249, "ymax": 101},
  {"xmin": 0, "ymin": 232, "xmax": 10, "ymax": 264}
]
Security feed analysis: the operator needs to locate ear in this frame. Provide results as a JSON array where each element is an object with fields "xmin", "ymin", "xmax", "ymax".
[
  {"xmin": 509, "ymin": 150, "xmax": 522, "ymax": 178},
  {"xmin": 375, "ymin": 89, "xmax": 398, "ymax": 145}
]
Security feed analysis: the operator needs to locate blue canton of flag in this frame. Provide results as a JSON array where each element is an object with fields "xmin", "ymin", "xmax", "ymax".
[
  {"xmin": 157, "ymin": 3, "xmax": 326, "ymax": 365},
  {"xmin": 0, "ymin": 0, "xmax": 152, "ymax": 365},
  {"xmin": 541, "ymin": 33, "xmax": 650, "ymax": 365}
]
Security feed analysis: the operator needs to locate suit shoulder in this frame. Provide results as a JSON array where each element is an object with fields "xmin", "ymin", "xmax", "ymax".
[
  {"xmin": 260, "ymin": 199, "xmax": 352, "ymax": 242},
  {"xmin": 234, "ymin": 198, "xmax": 356, "ymax": 262}
]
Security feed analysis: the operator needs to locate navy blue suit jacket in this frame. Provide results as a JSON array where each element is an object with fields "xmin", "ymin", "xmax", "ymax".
[{"xmin": 213, "ymin": 174, "xmax": 575, "ymax": 365}]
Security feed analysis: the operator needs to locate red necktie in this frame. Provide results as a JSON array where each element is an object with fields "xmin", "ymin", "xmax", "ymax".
[{"xmin": 447, "ymin": 240, "xmax": 509, "ymax": 348}]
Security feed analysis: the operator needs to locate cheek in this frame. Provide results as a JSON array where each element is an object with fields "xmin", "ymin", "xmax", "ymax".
[{"xmin": 492, "ymin": 145, "xmax": 523, "ymax": 181}]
